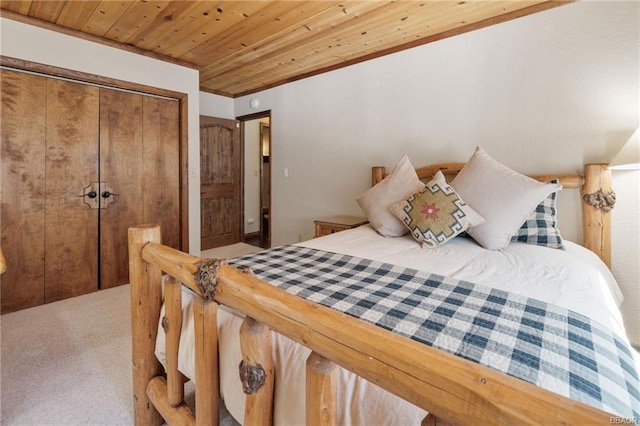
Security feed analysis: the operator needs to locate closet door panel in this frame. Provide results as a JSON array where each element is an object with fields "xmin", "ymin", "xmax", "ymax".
[
  {"xmin": 0, "ymin": 70, "xmax": 47, "ymax": 313},
  {"xmin": 44, "ymin": 79, "xmax": 99, "ymax": 303},
  {"xmin": 99, "ymin": 88, "xmax": 144, "ymax": 289},
  {"xmin": 142, "ymin": 96, "xmax": 180, "ymax": 251}
]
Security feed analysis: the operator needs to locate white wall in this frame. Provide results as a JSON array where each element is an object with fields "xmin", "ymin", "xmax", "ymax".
[
  {"xmin": 235, "ymin": 1, "xmax": 639, "ymax": 346},
  {"xmin": 612, "ymin": 170, "xmax": 640, "ymax": 348},
  {"xmin": 200, "ymin": 92, "xmax": 234, "ymax": 119}
]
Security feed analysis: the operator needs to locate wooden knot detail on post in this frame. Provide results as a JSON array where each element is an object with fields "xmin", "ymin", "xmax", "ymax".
[
  {"xmin": 239, "ymin": 360, "xmax": 266, "ymax": 394},
  {"xmin": 583, "ymin": 189, "xmax": 616, "ymax": 212},
  {"xmin": 161, "ymin": 316, "xmax": 169, "ymax": 332},
  {"xmin": 194, "ymin": 258, "xmax": 227, "ymax": 300}
]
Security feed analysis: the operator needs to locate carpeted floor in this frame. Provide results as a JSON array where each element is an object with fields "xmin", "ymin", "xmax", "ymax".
[
  {"xmin": 0, "ymin": 242, "xmax": 260, "ymax": 425},
  {"xmin": 1, "ymin": 284, "xmax": 140, "ymax": 425},
  {"xmin": 201, "ymin": 242, "xmax": 263, "ymax": 259}
]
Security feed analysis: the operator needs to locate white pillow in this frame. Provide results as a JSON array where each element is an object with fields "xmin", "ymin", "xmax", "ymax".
[
  {"xmin": 389, "ymin": 171, "xmax": 484, "ymax": 248},
  {"xmin": 450, "ymin": 147, "xmax": 561, "ymax": 250},
  {"xmin": 357, "ymin": 155, "xmax": 425, "ymax": 237}
]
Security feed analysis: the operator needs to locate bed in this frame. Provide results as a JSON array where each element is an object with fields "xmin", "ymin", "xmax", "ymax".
[{"xmin": 129, "ymin": 155, "xmax": 639, "ymax": 425}]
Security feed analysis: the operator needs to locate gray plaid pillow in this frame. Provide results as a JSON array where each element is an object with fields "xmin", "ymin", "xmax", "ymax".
[{"xmin": 511, "ymin": 179, "xmax": 564, "ymax": 249}]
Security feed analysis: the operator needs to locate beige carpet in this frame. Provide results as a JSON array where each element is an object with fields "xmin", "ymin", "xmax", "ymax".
[
  {"xmin": 1, "ymin": 284, "xmax": 138, "ymax": 425},
  {"xmin": 201, "ymin": 242, "xmax": 263, "ymax": 259},
  {"xmin": 0, "ymin": 243, "xmax": 259, "ymax": 425}
]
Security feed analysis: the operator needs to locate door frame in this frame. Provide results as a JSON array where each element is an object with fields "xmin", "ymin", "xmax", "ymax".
[
  {"xmin": 1, "ymin": 56, "xmax": 190, "ymax": 252},
  {"xmin": 259, "ymin": 121, "xmax": 271, "ymax": 248},
  {"xmin": 236, "ymin": 110, "xmax": 272, "ymax": 247}
]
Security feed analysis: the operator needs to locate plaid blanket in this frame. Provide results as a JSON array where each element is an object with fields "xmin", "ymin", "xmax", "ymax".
[{"xmin": 229, "ymin": 245, "xmax": 640, "ymax": 420}]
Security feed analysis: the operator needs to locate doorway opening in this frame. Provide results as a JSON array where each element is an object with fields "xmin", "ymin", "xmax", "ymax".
[{"xmin": 238, "ymin": 111, "xmax": 271, "ymax": 249}]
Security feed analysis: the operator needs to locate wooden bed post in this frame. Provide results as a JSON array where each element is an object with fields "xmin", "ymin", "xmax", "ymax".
[
  {"xmin": 0, "ymin": 247, "xmax": 6, "ymax": 275},
  {"xmin": 193, "ymin": 296, "xmax": 219, "ymax": 426},
  {"xmin": 372, "ymin": 166, "xmax": 385, "ymax": 186},
  {"xmin": 129, "ymin": 225, "xmax": 164, "ymax": 426},
  {"xmin": 306, "ymin": 352, "xmax": 337, "ymax": 426},
  {"xmin": 581, "ymin": 164, "xmax": 614, "ymax": 268},
  {"xmin": 240, "ymin": 316, "xmax": 274, "ymax": 426},
  {"xmin": 164, "ymin": 276, "xmax": 184, "ymax": 406}
]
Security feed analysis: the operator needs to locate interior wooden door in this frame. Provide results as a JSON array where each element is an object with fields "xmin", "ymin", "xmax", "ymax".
[
  {"xmin": 99, "ymin": 90, "xmax": 180, "ymax": 290},
  {"xmin": 44, "ymin": 78, "xmax": 100, "ymax": 303},
  {"xmin": 200, "ymin": 116, "xmax": 241, "ymax": 250},
  {"xmin": 0, "ymin": 69, "xmax": 47, "ymax": 312}
]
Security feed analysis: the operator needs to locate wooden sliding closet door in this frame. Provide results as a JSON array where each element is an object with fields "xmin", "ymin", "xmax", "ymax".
[
  {"xmin": 1, "ymin": 71, "xmax": 100, "ymax": 309},
  {"xmin": 0, "ymin": 70, "xmax": 47, "ymax": 311},
  {"xmin": 44, "ymin": 79, "xmax": 100, "ymax": 303},
  {"xmin": 142, "ymin": 96, "xmax": 180, "ymax": 251},
  {"xmin": 99, "ymin": 90, "xmax": 180, "ymax": 290},
  {"xmin": 99, "ymin": 89, "xmax": 144, "ymax": 289}
]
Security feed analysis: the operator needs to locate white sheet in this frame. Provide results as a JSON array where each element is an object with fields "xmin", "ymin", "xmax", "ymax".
[{"xmin": 156, "ymin": 225, "xmax": 637, "ymax": 425}]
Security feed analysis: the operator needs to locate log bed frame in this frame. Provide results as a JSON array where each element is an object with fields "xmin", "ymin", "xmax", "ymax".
[
  {"xmin": 0, "ymin": 247, "xmax": 6, "ymax": 276},
  {"xmin": 129, "ymin": 163, "xmax": 616, "ymax": 425}
]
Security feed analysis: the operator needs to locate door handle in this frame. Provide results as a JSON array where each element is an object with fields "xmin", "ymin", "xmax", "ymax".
[
  {"xmin": 81, "ymin": 183, "xmax": 118, "ymax": 209},
  {"xmin": 81, "ymin": 183, "xmax": 100, "ymax": 209},
  {"xmin": 99, "ymin": 182, "xmax": 117, "ymax": 209}
]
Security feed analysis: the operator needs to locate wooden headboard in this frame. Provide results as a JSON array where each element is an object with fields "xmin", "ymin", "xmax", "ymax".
[{"xmin": 371, "ymin": 163, "xmax": 614, "ymax": 268}]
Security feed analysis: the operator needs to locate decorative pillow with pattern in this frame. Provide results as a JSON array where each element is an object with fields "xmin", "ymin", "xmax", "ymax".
[
  {"xmin": 389, "ymin": 171, "xmax": 484, "ymax": 248},
  {"xmin": 512, "ymin": 179, "xmax": 564, "ymax": 249}
]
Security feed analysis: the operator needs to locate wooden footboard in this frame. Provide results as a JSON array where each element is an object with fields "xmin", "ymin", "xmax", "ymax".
[
  {"xmin": 129, "ymin": 225, "xmax": 615, "ymax": 426},
  {"xmin": 130, "ymin": 226, "xmax": 219, "ymax": 426}
]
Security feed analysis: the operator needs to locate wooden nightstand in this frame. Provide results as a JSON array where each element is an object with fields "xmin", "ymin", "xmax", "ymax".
[{"xmin": 314, "ymin": 215, "xmax": 368, "ymax": 237}]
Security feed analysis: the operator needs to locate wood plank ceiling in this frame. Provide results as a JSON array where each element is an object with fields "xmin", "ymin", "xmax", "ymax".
[{"xmin": 1, "ymin": 1, "xmax": 569, "ymax": 97}]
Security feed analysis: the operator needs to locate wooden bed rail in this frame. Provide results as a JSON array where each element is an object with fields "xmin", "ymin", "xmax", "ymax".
[{"xmin": 129, "ymin": 225, "xmax": 614, "ymax": 426}]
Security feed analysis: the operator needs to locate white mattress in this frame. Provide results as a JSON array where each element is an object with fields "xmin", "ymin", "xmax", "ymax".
[{"xmin": 155, "ymin": 225, "xmax": 636, "ymax": 425}]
